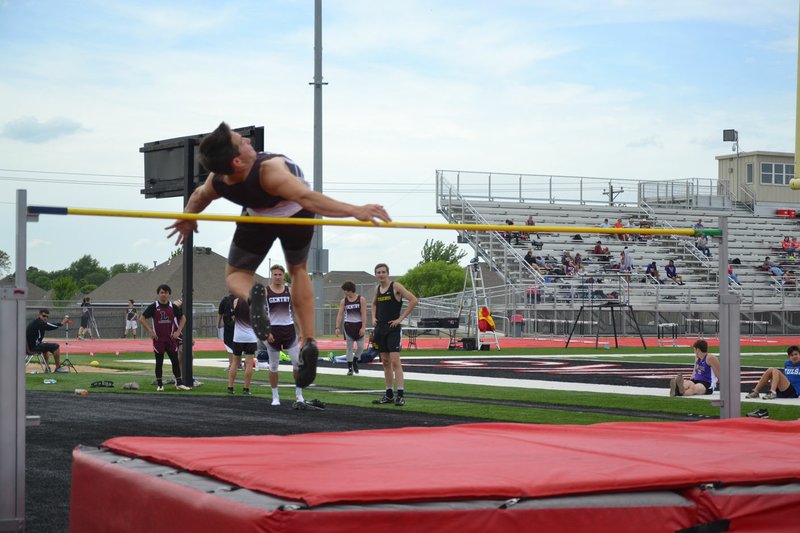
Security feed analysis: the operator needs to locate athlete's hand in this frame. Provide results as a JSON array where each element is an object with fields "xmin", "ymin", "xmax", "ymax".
[
  {"xmin": 389, "ymin": 318, "xmax": 402, "ymax": 328},
  {"xmin": 165, "ymin": 219, "xmax": 198, "ymax": 245},
  {"xmin": 353, "ymin": 204, "xmax": 391, "ymax": 224}
]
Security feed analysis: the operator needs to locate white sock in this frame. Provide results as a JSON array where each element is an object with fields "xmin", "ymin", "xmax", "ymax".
[
  {"xmin": 271, "ymin": 387, "xmax": 279, "ymax": 399},
  {"xmin": 295, "ymin": 386, "xmax": 304, "ymax": 403}
]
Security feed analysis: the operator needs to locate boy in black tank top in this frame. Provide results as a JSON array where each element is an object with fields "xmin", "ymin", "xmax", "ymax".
[
  {"xmin": 371, "ymin": 263, "xmax": 418, "ymax": 406},
  {"xmin": 166, "ymin": 122, "xmax": 392, "ymax": 388}
]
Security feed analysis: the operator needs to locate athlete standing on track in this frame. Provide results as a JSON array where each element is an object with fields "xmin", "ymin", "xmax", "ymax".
[
  {"xmin": 140, "ymin": 284, "xmax": 190, "ymax": 392},
  {"xmin": 371, "ymin": 263, "xmax": 418, "ymax": 406},
  {"xmin": 262, "ymin": 264, "xmax": 308, "ymax": 408},
  {"xmin": 166, "ymin": 122, "xmax": 391, "ymax": 388},
  {"xmin": 335, "ymin": 281, "xmax": 367, "ymax": 376}
]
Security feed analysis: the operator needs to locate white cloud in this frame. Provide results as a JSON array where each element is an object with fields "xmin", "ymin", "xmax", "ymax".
[{"xmin": 1, "ymin": 116, "xmax": 85, "ymax": 143}]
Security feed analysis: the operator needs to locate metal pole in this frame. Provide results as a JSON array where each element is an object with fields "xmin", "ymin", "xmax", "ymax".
[
  {"xmin": 716, "ymin": 216, "xmax": 741, "ymax": 418},
  {"xmin": 310, "ymin": 0, "xmax": 328, "ymax": 335},
  {"xmin": 182, "ymin": 138, "xmax": 195, "ymax": 387},
  {"xmin": 0, "ymin": 190, "xmax": 29, "ymax": 530}
]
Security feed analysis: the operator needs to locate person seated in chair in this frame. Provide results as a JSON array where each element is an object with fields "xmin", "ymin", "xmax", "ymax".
[{"xmin": 26, "ymin": 308, "xmax": 69, "ymax": 373}]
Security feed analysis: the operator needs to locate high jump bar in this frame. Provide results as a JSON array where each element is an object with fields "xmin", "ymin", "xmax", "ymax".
[{"xmin": 26, "ymin": 205, "xmax": 722, "ymax": 236}]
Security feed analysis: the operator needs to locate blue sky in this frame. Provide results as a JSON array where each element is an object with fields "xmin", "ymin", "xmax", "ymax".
[{"xmin": 1, "ymin": 0, "xmax": 797, "ymax": 280}]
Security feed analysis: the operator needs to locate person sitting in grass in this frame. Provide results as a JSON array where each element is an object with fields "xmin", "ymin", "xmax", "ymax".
[
  {"xmin": 746, "ymin": 345, "xmax": 800, "ymax": 400},
  {"xmin": 669, "ymin": 339, "xmax": 721, "ymax": 397}
]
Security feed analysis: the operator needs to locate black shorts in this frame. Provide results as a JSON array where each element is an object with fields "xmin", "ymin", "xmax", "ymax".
[
  {"xmin": 778, "ymin": 383, "xmax": 799, "ymax": 398},
  {"xmin": 228, "ymin": 209, "xmax": 314, "ymax": 271},
  {"xmin": 373, "ymin": 322, "xmax": 402, "ymax": 354},
  {"xmin": 80, "ymin": 315, "xmax": 90, "ymax": 327},
  {"xmin": 268, "ymin": 325, "xmax": 298, "ymax": 351},
  {"xmin": 691, "ymin": 379, "xmax": 713, "ymax": 395},
  {"xmin": 231, "ymin": 342, "xmax": 257, "ymax": 356},
  {"xmin": 344, "ymin": 322, "xmax": 363, "ymax": 341},
  {"xmin": 34, "ymin": 341, "xmax": 59, "ymax": 354}
]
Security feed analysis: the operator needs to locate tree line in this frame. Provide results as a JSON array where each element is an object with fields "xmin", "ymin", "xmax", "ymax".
[
  {"xmin": 0, "ymin": 252, "xmax": 147, "ymax": 303},
  {"xmin": 1, "ymin": 238, "xmax": 470, "ymax": 303}
]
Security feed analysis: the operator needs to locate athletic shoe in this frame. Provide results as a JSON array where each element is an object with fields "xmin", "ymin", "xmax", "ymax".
[
  {"xmin": 347, "ymin": 367, "xmax": 353, "ymax": 376},
  {"xmin": 242, "ymin": 388, "xmax": 251, "ymax": 396},
  {"xmin": 352, "ymin": 359, "xmax": 359, "ymax": 374},
  {"xmin": 306, "ymin": 399, "xmax": 325, "ymax": 410},
  {"xmin": 394, "ymin": 396, "xmax": 405, "ymax": 407},
  {"xmin": 271, "ymin": 398, "xmax": 280, "ymax": 406},
  {"xmin": 292, "ymin": 400, "xmax": 307, "ymax": 410},
  {"xmin": 747, "ymin": 408, "xmax": 769, "ymax": 419},
  {"xmin": 156, "ymin": 385, "xmax": 164, "ymax": 392},
  {"xmin": 763, "ymin": 391, "xmax": 777, "ymax": 400},
  {"xmin": 176, "ymin": 384, "xmax": 192, "ymax": 391},
  {"xmin": 372, "ymin": 395, "xmax": 394, "ymax": 405},
  {"xmin": 248, "ymin": 283, "xmax": 271, "ymax": 341},
  {"xmin": 227, "ymin": 387, "xmax": 234, "ymax": 395},
  {"xmin": 54, "ymin": 367, "xmax": 69, "ymax": 373},
  {"xmin": 193, "ymin": 379, "xmax": 204, "ymax": 388},
  {"xmin": 745, "ymin": 390, "xmax": 760, "ymax": 399},
  {"xmin": 675, "ymin": 374, "xmax": 686, "ymax": 396},
  {"xmin": 296, "ymin": 338, "xmax": 319, "ymax": 388}
]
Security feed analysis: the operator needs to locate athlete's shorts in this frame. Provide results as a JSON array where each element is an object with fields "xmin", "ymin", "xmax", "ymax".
[
  {"xmin": 373, "ymin": 322, "xmax": 402, "ymax": 354},
  {"xmin": 267, "ymin": 325, "xmax": 298, "ymax": 351},
  {"xmin": 152, "ymin": 339, "xmax": 178, "ymax": 355},
  {"xmin": 231, "ymin": 342, "xmax": 257, "ymax": 356},
  {"xmin": 34, "ymin": 341, "xmax": 59, "ymax": 354},
  {"xmin": 228, "ymin": 209, "xmax": 314, "ymax": 271},
  {"xmin": 125, "ymin": 320, "xmax": 138, "ymax": 331},
  {"xmin": 691, "ymin": 379, "xmax": 713, "ymax": 395},
  {"xmin": 80, "ymin": 315, "xmax": 90, "ymax": 328},
  {"xmin": 344, "ymin": 321, "xmax": 364, "ymax": 341},
  {"xmin": 778, "ymin": 383, "xmax": 799, "ymax": 398}
]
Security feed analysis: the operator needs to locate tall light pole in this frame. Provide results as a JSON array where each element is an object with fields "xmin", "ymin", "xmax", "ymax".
[{"xmin": 310, "ymin": 0, "xmax": 329, "ymax": 334}]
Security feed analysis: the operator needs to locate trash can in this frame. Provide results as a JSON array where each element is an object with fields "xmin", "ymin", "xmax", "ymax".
[{"xmin": 511, "ymin": 314, "xmax": 524, "ymax": 337}]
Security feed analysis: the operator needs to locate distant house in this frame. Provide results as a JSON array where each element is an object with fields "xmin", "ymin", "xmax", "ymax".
[{"xmin": 87, "ymin": 247, "xmax": 268, "ymax": 306}]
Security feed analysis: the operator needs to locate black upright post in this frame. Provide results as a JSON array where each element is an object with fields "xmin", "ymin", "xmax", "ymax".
[{"xmin": 182, "ymin": 138, "xmax": 195, "ymax": 387}]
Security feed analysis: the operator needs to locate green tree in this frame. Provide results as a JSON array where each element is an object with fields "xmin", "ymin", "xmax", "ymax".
[
  {"xmin": 169, "ymin": 248, "xmax": 183, "ymax": 260},
  {"xmin": 397, "ymin": 261, "xmax": 465, "ymax": 298},
  {"xmin": 51, "ymin": 276, "xmax": 78, "ymax": 305},
  {"xmin": 109, "ymin": 262, "xmax": 149, "ymax": 277},
  {"xmin": 67, "ymin": 255, "xmax": 109, "ymax": 287},
  {"xmin": 27, "ymin": 266, "xmax": 53, "ymax": 290},
  {"xmin": 419, "ymin": 239, "xmax": 467, "ymax": 265},
  {"xmin": 0, "ymin": 249, "xmax": 10, "ymax": 276}
]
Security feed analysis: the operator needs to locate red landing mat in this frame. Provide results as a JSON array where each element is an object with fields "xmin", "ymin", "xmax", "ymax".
[{"xmin": 71, "ymin": 420, "xmax": 800, "ymax": 532}]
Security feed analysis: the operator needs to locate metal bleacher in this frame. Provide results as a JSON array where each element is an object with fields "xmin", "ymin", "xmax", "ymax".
[{"xmin": 428, "ymin": 170, "xmax": 800, "ymax": 338}]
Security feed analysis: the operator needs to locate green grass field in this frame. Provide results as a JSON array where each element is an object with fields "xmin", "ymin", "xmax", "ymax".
[{"xmin": 26, "ymin": 346, "xmax": 800, "ymax": 423}]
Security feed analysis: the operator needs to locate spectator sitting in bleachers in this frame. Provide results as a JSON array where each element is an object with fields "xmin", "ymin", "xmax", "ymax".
[
  {"xmin": 695, "ymin": 234, "xmax": 711, "ymax": 257},
  {"xmin": 598, "ymin": 218, "xmax": 610, "ymax": 228},
  {"xmin": 573, "ymin": 252, "xmax": 585, "ymax": 273},
  {"xmin": 613, "ymin": 218, "xmax": 627, "ymax": 241},
  {"xmin": 525, "ymin": 214, "xmax": 535, "ymax": 226},
  {"xmin": 763, "ymin": 256, "xmax": 784, "ymax": 278},
  {"xmin": 524, "ymin": 250, "xmax": 540, "ymax": 272},
  {"xmin": 665, "ymin": 259, "xmax": 684, "ymax": 285},
  {"xmin": 693, "ymin": 219, "xmax": 705, "ymax": 231},
  {"xmin": 728, "ymin": 264, "xmax": 740, "ymax": 286},
  {"xmin": 783, "ymin": 270, "xmax": 796, "ymax": 286},
  {"xmin": 644, "ymin": 261, "xmax": 664, "ymax": 284},
  {"xmin": 782, "ymin": 236, "xmax": 798, "ymax": 257},
  {"xmin": 591, "ymin": 240, "xmax": 610, "ymax": 262}
]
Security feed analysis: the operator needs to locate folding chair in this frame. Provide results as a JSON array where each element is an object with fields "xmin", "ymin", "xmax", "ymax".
[{"xmin": 25, "ymin": 342, "xmax": 50, "ymax": 373}]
